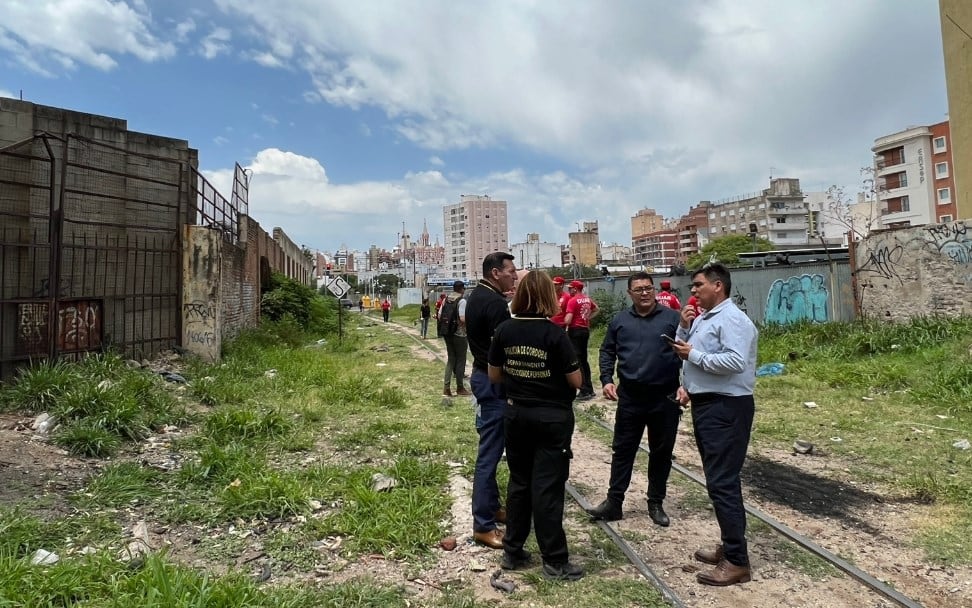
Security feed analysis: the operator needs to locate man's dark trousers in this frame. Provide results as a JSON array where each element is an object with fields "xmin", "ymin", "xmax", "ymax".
[
  {"xmin": 691, "ymin": 394, "xmax": 755, "ymax": 567},
  {"xmin": 606, "ymin": 383, "xmax": 681, "ymax": 506},
  {"xmin": 470, "ymin": 368, "xmax": 506, "ymax": 533},
  {"xmin": 502, "ymin": 404, "xmax": 573, "ymax": 565},
  {"xmin": 567, "ymin": 327, "xmax": 593, "ymax": 395}
]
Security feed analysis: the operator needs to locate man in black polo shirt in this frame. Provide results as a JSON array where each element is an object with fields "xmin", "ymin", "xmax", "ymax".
[
  {"xmin": 465, "ymin": 252, "xmax": 518, "ymax": 549},
  {"xmin": 586, "ymin": 271, "xmax": 683, "ymax": 527}
]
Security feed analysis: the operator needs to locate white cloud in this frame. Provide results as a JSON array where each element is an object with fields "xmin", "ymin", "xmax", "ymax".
[
  {"xmin": 429, "ymin": 156, "xmax": 444, "ymax": 167},
  {"xmin": 261, "ymin": 113, "xmax": 278, "ymax": 125},
  {"xmin": 0, "ymin": 88, "xmax": 15, "ymax": 99},
  {"xmin": 174, "ymin": 18, "xmax": 196, "ymax": 42},
  {"xmin": 200, "ymin": 27, "xmax": 232, "ymax": 59},
  {"xmin": 0, "ymin": 0, "xmax": 175, "ymax": 73}
]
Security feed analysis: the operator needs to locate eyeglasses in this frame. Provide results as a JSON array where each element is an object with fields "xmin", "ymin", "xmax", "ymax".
[{"xmin": 629, "ymin": 286, "xmax": 655, "ymax": 294}]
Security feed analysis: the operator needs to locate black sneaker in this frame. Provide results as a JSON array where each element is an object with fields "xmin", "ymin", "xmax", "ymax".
[
  {"xmin": 542, "ymin": 561, "xmax": 584, "ymax": 581},
  {"xmin": 585, "ymin": 499, "xmax": 622, "ymax": 521},
  {"xmin": 574, "ymin": 392, "xmax": 595, "ymax": 402},
  {"xmin": 500, "ymin": 549, "xmax": 532, "ymax": 570}
]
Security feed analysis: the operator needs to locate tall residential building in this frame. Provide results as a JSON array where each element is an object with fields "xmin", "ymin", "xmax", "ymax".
[
  {"xmin": 872, "ymin": 122, "xmax": 956, "ymax": 228},
  {"xmin": 631, "ymin": 208, "xmax": 664, "ymax": 239},
  {"xmin": 675, "ymin": 203, "xmax": 711, "ymax": 262},
  {"xmin": 442, "ymin": 195, "xmax": 509, "ymax": 280},
  {"xmin": 510, "ymin": 233, "xmax": 562, "ymax": 269},
  {"xmin": 633, "ymin": 228, "xmax": 678, "ymax": 271},
  {"xmin": 568, "ymin": 221, "xmax": 600, "ymax": 266},
  {"xmin": 704, "ymin": 178, "xmax": 816, "ymax": 248},
  {"xmin": 940, "ymin": 1, "xmax": 971, "ymax": 220}
]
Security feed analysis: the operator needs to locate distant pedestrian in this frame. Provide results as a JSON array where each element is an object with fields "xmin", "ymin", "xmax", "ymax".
[
  {"xmin": 381, "ymin": 297, "xmax": 391, "ymax": 322},
  {"xmin": 550, "ymin": 276, "xmax": 569, "ymax": 328},
  {"xmin": 437, "ymin": 281, "xmax": 469, "ymax": 397},
  {"xmin": 673, "ymin": 263, "xmax": 757, "ymax": 587},
  {"xmin": 488, "ymin": 270, "xmax": 584, "ymax": 581},
  {"xmin": 655, "ymin": 280, "xmax": 681, "ymax": 310},
  {"xmin": 564, "ymin": 280, "xmax": 598, "ymax": 401},
  {"xmin": 358, "ymin": 298, "xmax": 364, "ymax": 312},
  {"xmin": 420, "ymin": 298, "xmax": 431, "ymax": 338}
]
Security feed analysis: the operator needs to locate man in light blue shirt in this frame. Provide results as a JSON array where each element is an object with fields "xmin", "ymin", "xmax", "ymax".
[{"xmin": 672, "ymin": 263, "xmax": 757, "ymax": 587}]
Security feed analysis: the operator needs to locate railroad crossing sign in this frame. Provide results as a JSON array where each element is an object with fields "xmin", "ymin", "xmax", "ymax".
[{"xmin": 325, "ymin": 276, "xmax": 350, "ymax": 298}]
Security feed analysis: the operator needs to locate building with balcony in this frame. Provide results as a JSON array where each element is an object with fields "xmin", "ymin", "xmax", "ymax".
[
  {"xmin": 675, "ymin": 202, "xmax": 712, "ymax": 262},
  {"xmin": 632, "ymin": 228, "xmax": 677, "ymax": 271},
  {"xmin": 704, "ymin": 178, "xmax": 813, "ymax": 248},
  {"xmin": 443, "ymin": 194, "xmax": 509, "ymax": 280},
  {"xmin": 872, "ymin": 121, "xmax": 956, "ymax": 228}
]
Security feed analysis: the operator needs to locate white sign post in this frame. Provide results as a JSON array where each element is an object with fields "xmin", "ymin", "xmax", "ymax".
[{"xmin": 326, "ymin": 277, "xmax": 350, "ymax": 298}]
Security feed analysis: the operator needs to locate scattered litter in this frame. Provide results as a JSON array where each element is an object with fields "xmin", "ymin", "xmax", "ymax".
[
  {"xmin": 890, "ymin": 344, "xmax": 900, "ymax": 350},
  {"xmin": 159, "ymin": 371, "xmax": 188, "ymax": 384},
  {"xmin": 264, "ymin": 369, "xmax": 277, "ymax": 379},
  {"xmin": 936, "ymin": 415, "xmax": 949, "ymax": 419},
  {"xmin": 953, "ymin": 439, "xmax": 970, "ymax": 451},
  {"xmin": 376, "ymin": 363, "xmax": 388, "ymax": 367},
  {"xmin": 861, "ymin": 396, "xmax": 874, "ymax": 401},
  {"xmin": 371, "ymin": 473, "xmax": 398, "ymax": 492},
  {"xmin": 792, "ymin": 440, "xmax": 814, "ymax": 455},
  {"xmin": 468, "ymin": 559, "xmax": 487, "ymax": 572},
  {"xmin": 32, "ymin": 413, "xmax": 57, "ymax": 436},
  {"xmin": 756, "ymin": 362, "xmax": 784, "ymax": 377},
  {"xmin": 490, "ymin": 570, "xmax": 515, "ymax": 593},
  {"xmin": 803, "ymin": 401, "xmax": 818, "ymax": 409},
  {"xmin": 30, "ymin": 549, "xmax": 59, "ymax": 565},
  {"xmin": 830, "ymin": 437, "xmax": 843, "ymax": 443}
]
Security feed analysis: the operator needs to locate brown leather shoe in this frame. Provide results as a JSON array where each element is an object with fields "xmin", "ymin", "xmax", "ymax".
[
  {"xmin": 696, "ymin": 559, "xmax": 751, "ymax": 586},
  {"xmin": 693, "ymin": 544, "xmax": 724, "ymax": 565},
  {"xmin": 443, "ymin": 388, "xmax": 453, "ymax": 397},
  {"xmin": 456, "ymin": 387, "xmax": 472, "ymax": 396},
  {"xmin": 473, "ymin": 528, "xmax": 504, "ymax": 549},
  {"xmin": 494, "ymin": 507, "xmax": 507, "ymax": 524}
]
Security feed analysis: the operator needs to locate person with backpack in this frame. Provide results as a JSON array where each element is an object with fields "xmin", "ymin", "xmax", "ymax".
[{"xmin": 438, "ymin": 281, "xmax": 470, "ymax": 397}]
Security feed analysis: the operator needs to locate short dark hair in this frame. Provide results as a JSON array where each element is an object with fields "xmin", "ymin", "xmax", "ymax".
[
  {"xmin": 627, "ymin": 271, "xmax": 654, "ymax": 289},
  {"xmin": 482, "ymin": 252, "xmax": 515, "ymax": 277},
  {"xmin": 692, "ymin": 263, "xmax": 731, "ymax": 297},
  {"xmin": 452, "ymin": 280, "xmax": 465, "ymax": 292}
]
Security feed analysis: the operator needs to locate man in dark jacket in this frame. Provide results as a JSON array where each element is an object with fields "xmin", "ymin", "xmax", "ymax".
[
  {"xmin": 464, "ymin": 252, "xmax": 518, "ymax": 549},
  {"xmin": 587, "ymin": 272, "xmax": 683, "ymax": 527}
]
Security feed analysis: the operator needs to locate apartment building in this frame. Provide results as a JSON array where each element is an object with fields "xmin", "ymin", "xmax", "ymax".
[
  {"xmin": 442, "ymin": 194, "xmax": 509, "ymax": 280},
  {"xmin": 568, "ymin": 221, "xmax": 600, "ymax": 266},
  {"xmin": 872, "ymin": 121, "xmax": 956, "ymax": 228},
  {"xmin": 704, "ymin": 178, "xmax": 810, "ymax": 247}
]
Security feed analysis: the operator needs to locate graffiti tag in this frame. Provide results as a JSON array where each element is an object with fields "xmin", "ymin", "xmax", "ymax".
[
  {"xmin": 922, "ymin": 221, "xmax": 971, "ymax": 266},
  {"xmin": 184, "ymin": 300, "xmax": 217, "ymax": 322},
  {"xmin": 57, "ymin": 301, "xmax": 101, "ymax": 350},
  {"xmin": 857, "ymin": 245, "xmax": 904, "ymax": 284},
  {"xmin": 765, "ymin": 274, "xmax": 829, "ymax": 324}
]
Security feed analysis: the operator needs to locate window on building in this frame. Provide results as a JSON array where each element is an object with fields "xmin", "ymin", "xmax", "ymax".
[
  {"xmin": 759, "ymin": 219, "xmax": 767, "ymax": 226},
  {"xmin": 776, "ymin": 232, "xmax": 788, "ymax": 239},
  {"xmin": 939, "ymin": 215, "xmax": 953, "ymax": 223},
  {"xmin": 729, "ymin": 209, "xmax": 735, "ymax": 216},
  {"xmin": 710, "ymin": 227, "xmax": 719, "ymax": 234},
  {"xmin": 938, "ymin": 188, "xmax": 951, "ymax": 203},
  {"xmin": 709, "ymin": 212, "xmax": 716, "ymax": 219},
  {"xmin": 720, "ymin": 210, "xmax": 726, "ymax": 217},
  {"xmin": 936, "ymin": 162, "xmax": 948, "ymax": 178},
  {"xmin": 933, "ymin": 136, "xmax": 947, "ymax": 152},
  {"xmin": 775, "ymin": 217, "xmax": 786, "ymax": 224}
]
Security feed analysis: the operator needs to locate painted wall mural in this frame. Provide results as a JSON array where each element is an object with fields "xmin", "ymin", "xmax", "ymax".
[{"xmin": 765, "ymin": 274, "xmax": 828, "ymax": 324}]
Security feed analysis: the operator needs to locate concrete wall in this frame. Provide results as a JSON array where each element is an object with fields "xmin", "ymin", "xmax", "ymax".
[
  {"xmin": 183, "ymin": 226, "xmax": 221, "ymax": 361},
  {"xmin": 941, "ymin": 1, "xmax": 972, "ymax": 221},
  {"xmin": 855, "ymin": 220, "xmax": 972, "ymax": 321}
]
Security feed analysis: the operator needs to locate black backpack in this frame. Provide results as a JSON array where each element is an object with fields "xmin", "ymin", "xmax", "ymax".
[{"xmin": 437, "ymin": 297, "xmax": 460, "ymax": 337}]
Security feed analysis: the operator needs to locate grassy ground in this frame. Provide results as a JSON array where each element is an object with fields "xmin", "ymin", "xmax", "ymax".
[{"xmin": 0, "ymin": 310, "xmax": 970, "ymax": 605}]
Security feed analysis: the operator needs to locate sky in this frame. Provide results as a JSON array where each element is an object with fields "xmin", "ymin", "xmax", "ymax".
[{"xmin": 0, "ymin": 0, "xmax": 949, "ymax": 255}]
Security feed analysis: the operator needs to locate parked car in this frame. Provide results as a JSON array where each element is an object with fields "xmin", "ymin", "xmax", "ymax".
[{"xmin": 339, "ymin": 298, "xmax": 354, "ymax": 309}]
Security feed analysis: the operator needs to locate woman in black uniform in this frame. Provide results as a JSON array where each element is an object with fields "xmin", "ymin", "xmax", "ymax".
[{"xmin": 487, "ymin": 270, "xmax": 584, "ymax": 581}]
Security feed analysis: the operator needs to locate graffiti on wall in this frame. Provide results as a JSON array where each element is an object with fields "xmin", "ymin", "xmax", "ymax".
[
  {"xmin": 765, "ymin": 274, "xmax": 828, "ymax": 324},
  {"xmin": 17, "ymin": 303, "xmax": 48, "ymax": 355},
  {"xmin": 57, "ymin": 301, "xmax": 102, "ymax": 351},
  {"xmin": 183, "ymin": 298, "xmax": 218, "ymax": 360},
  {"xmin": 922, "ymin": 222, "xmax": 971, "ymax": 265}
]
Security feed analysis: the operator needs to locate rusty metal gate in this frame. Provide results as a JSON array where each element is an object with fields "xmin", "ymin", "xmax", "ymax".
[{"xmin": 0, "ymin": 133, "xmax": 185, "ymax": 379}]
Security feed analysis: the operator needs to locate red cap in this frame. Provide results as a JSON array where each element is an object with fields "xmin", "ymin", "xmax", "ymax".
[
  {"xmin": 552, "ymin": 276, "xmax": 565, "ymax": 285},
  {"xmin": 660, "ymin": 280, "xmax": 671, "ymax": 289},
  {"xmin": 569, "ymin": 280, "xmax": 584, "ymax": 290}
]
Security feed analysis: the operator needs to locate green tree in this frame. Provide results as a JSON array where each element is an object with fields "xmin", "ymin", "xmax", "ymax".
[
  {"xmin": 375, "ymin": 273, "xmax": 403, "ymax": 295},
  {"xmin": 686, "ymin": 234, "xmax": 774, "ymax": 269}
]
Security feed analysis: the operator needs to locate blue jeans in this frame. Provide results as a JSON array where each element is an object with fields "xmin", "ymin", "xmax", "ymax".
[
  {"xmin": 470, "ymin": 368, "xmax": 506, "ymax": 533},
  {"xmin": 420, "ymin": 318, "xmax": 429, "ymax": 338}
]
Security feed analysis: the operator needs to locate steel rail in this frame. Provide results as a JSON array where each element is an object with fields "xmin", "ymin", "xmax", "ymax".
[{"xmin": 582, "ymin": 413, "xmax": 925, "ymax": 608}]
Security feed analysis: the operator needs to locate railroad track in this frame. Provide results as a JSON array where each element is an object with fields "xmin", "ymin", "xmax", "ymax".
[{"xmin": 384, "ymin": 319, "xmax": 928, "ymax": 607}]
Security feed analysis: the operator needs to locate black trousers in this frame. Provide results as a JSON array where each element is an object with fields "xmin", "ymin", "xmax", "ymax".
[
  {"xmin": 502, "ymin": 404, "xmax": 574, "ymax": 566},
  {"xmin": 607, "ymin": 383, "xmax": 681, "ymax": 505},
  {"xmin": 567, "ymin": 327, "xmax": 593, "ymax": 395},
  {"xmin": 691, "ymin": 393, "xmax": 755, "ymax": 567}
]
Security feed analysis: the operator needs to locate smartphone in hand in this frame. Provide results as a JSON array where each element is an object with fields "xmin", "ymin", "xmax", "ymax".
[{"xmin": 661, "ymin": 334, "xmax": 676, "ymax": 345}]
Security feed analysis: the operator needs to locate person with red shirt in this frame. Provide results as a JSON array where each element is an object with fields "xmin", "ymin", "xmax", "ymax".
[
  {"xmin": 564, "ymin": 280, "xmax": 599, "ymax": 401},
  {"xmin": 550, "ymin": 276, "xmax": 570, "ymax": 328},
  {"xmin": 655, "ymin": 280, "xmax": 681, "ymax": 311}
]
